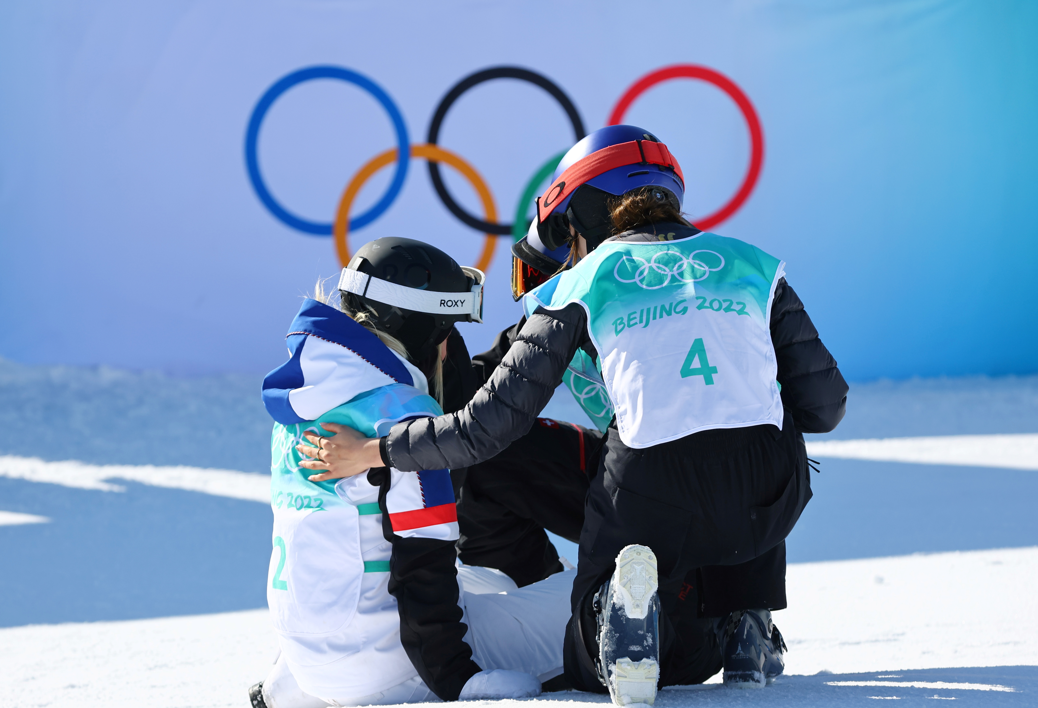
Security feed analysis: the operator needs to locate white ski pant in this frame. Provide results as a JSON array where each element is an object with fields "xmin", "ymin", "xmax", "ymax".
[{"xmin": 263, "ymin": 567, "xmax": 574, "ymax": 707}]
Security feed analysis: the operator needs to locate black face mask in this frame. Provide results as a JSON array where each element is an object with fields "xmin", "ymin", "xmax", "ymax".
[
  {"xmin": 534, "ymin": 186, "xmax": 614, "ymax": 253},
  {"xmin": 564, "ymin": 185, "xmax": 615, "ymax": 253}
]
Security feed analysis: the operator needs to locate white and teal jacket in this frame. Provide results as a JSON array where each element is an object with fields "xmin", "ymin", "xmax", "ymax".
[{"xmin": 261, "ymin": 299, "xmax": 480, "ymax": 702}]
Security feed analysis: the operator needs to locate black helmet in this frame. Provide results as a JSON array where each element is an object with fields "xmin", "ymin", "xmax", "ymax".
[{"xmin": 338, "ymin": 237, "xmax": 484, "ymax": 367}]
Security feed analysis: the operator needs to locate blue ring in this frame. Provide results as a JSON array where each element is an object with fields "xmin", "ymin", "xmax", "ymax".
[{"xmin": 244, "ymin": 66, "xmax": 410, "ymax": 235}]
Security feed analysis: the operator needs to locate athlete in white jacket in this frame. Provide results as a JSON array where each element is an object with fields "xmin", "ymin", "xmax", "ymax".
[{"xmin": 250, "ymin": 238, "xmax": 574, "ymax": 708}]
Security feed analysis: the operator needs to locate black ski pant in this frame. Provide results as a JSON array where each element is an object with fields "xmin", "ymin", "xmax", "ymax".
[
  {"xmin": 453, "ymin": 417, "xmax": 603, "ymax": 588},
  {"xmin": 563, "ymin": 411, "xmax": 811, "ymax": 692}
]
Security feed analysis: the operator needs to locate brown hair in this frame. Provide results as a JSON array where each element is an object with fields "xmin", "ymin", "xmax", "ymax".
[
  {"xmin": 564, "ymin": 186, "xmax": 689, "ymax": 264},
  {"xmin": 609, "ymin": 186, "xmax": 687, "ymax": 234}
]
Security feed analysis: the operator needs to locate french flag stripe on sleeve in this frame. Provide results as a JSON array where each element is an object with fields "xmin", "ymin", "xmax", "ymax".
[
  {"xmin": 386, "ymin": 468, "xmax": 459, "ymax": 540},
  {"xmin": 389, "ymin": 503, "xmax": 458, "ymax": 532}
]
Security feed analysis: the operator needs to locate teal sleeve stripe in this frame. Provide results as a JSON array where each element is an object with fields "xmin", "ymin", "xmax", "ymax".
[
  {"xmin": 356, "ymin": 503, "xmax": 382, "ymax": 515},
  {"xmin": 363, "ymin": 560, "xmax": 391, "ymax": 573}
]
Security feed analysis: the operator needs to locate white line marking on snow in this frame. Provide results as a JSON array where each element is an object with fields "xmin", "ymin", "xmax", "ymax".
[
  {"xmin": 0, "ymin": 456, "xmax": 269, "ymax": 503},
  {"xmin": 828, "ymin": 681, "xmax": 1014, "ymax": 692},
  {"xmin": 806, "ymin": 434, "xmax": 1038, "ymax": 470},
  {"xmin": 0, "ymin": 510, "xmax": 51, "ymax": 526}
]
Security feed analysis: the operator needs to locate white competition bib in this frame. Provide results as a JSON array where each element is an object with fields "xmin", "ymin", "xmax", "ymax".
[
  {"xmin": 268, "ymin": 502, "xmax": 363, "ymax": 640},
  {"xmin": 525, "ymin": 232, "xmax": 785, "ymax": 448}
]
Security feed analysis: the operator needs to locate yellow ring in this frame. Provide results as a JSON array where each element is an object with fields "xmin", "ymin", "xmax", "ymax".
[{"xmin": 334, "ymin": 144, "xmax": 498, "ymax": 272}]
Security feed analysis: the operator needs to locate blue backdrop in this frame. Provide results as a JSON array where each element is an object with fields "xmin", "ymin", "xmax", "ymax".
[{"xmin": 0, "ymin": 0, "xmax": 1035, "ymax": 380}]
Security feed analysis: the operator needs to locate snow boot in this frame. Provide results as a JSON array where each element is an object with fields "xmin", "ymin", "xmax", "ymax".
[
  {"xmin": 248, "ymin": 682, "xmax": 267, "ymax": 708},
  {"xmin": 717, "ymin": 609, "xmax": 787, "ymax": 688},
  {"xmin": 596, "ymin": 544, "xmax": 661, "ymax": 707},
  {"xmin": 252, "ymin": 655, "xmax": 329, "ymax": 708}
]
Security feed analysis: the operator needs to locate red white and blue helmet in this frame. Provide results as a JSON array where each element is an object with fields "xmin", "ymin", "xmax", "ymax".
[
  {"xmin": 510, "ymin": 125, "xmax": 685, "ymax": 299},
  {"xmin": 533, "ymin": 124, "xmax": 685, "ymax": 253}
]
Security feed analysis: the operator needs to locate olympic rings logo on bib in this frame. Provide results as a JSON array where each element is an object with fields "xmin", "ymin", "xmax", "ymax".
[
  {"xmin": 570, "ymin": 377, "xmax": 614, "ymax": 419},
  {"xmin": 614, "ymin": 250, "xmax": 725, "ymax": 290},
  {"xmin": 271, "ymin": 424, "xmax": 322, "ymax": 474},
  {"xmin": 245, "ymin": 64, "xmax": 764, "ymax": 274}
]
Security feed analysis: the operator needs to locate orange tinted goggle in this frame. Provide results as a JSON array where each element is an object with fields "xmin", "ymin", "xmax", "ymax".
[{"xmin": 511, "ymin": 256, "xmax": 552, "ymax": 301}]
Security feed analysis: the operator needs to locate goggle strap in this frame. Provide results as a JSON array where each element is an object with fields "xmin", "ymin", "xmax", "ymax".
[
  {"xmin": 338, "ymin": 268, "xmax": 483, "ymax": 322},
  {"xmin": 535, "ymin": 140, "xmax": 684, "ymax": 223}
]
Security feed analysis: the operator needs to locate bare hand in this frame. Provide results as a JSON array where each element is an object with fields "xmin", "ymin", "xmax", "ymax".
[{"xmin": 297, "ymin": 422, "xmax": 384, "ymax": 482}]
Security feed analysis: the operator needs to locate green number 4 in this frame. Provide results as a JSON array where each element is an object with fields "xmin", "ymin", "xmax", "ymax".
[
  {"xmin": 679, "ymin": 338, "xmax": 718, "ymax": 385},
  {"xmin": 272, "ymin": 536, "xmax": 288, "ymax": 591}
]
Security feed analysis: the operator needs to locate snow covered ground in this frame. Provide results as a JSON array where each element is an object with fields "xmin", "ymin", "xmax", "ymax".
[
  {"xmin": 3, "ymin": 547, "xmax": 1035, "ymax": 707},
  {"xmin": 1, "ymin": 358, "xmax": 1036, "ymax": 706}
]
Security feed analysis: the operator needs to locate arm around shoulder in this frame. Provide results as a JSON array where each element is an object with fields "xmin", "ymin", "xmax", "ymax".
[{"xmin": 383, "ymin": 303, "xmax": 588, "ymax": 471}]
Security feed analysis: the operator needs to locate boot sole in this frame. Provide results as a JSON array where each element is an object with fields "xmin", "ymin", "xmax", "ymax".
[
  {"xmin": 613, "ymin": 545, "xmax": 658, "ymax": 620},
  {"xmin": 613, "ymin": 657, "xmax": 659, "ymax": 706},
  {"xmin": 723, "ymin": 670, "xmax": 766, "ymax": 689}
]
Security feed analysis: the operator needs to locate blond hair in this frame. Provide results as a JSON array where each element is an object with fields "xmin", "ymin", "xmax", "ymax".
[{"xmin": 311, "ymin": 279, "xmax": 443, "ymax": 405}]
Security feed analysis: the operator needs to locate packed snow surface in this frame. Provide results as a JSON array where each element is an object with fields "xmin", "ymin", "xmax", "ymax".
[
  {"xmin": 0, "ymin": 359, "xmax": 1036, "ymax": 706},
  {"xmin": 3, "ymin": 547, "xmax": 1034, "ymax": 707}
]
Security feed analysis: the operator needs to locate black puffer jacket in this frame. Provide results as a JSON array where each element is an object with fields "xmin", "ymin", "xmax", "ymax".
[
  {"xmin": 382, "ymin": 233, "xmax": 847, "ymax": 473},
  {"xmin": 771, "ymin": 279, "xmax": 848, "ymax": 433}
]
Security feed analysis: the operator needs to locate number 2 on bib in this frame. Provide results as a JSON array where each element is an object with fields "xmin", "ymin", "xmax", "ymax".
[
  {"xmin": 271, "ymin": 536, "xmax": 288, "ymax": 591},
  {"xmin": 679, "ymin": 338, "xmax": 718, "ymax": 385}
]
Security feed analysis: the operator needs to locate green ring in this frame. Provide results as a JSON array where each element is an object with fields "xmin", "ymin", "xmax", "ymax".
[{"xmin": 511, "ymin": 151, "xmax": 566, "ymax": 242}]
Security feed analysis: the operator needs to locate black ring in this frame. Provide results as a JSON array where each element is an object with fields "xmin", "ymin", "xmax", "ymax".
[{"xmin": 426, "ymin": 67, "xmax": 586, "ymax": 236}]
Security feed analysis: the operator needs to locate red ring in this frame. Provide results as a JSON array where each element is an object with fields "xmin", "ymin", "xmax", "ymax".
[{"xmin": 608, "ymin": 65, "xmax": 764, "ymax": 231}]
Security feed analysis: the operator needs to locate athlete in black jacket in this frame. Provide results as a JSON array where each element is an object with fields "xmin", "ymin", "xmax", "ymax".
[
  {"xmin": 301, "ymin": 127, "xmax": 848, "ymax": 701},
  {"xmin": 439, "ymin": 262, "xmax": 843, "ymax": 681},
  {"xmin": 383, "ymin": 239, "xmax": 844, "ymax": 696}
]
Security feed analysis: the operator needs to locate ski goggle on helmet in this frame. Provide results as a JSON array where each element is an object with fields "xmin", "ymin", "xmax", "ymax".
[
  {"xmin": 532, "ymin": 125, "xmax": 686, "ymax": 256},
  {"xmin": 510, "ymin": 217, "xmax": 570, "ymax": 300},
  {"xmin": 338, "ymin": 237, "xmax": 484, "ymax": 363}
]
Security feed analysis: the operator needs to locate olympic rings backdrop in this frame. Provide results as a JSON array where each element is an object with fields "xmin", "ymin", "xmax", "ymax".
[
  {"xmin": 1, "ymin": 0, "xmax": 1036, "ymax": 381},
  {"xmin": 244, "ymin": 64, "xmax": 764, "ymax": 273}
]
